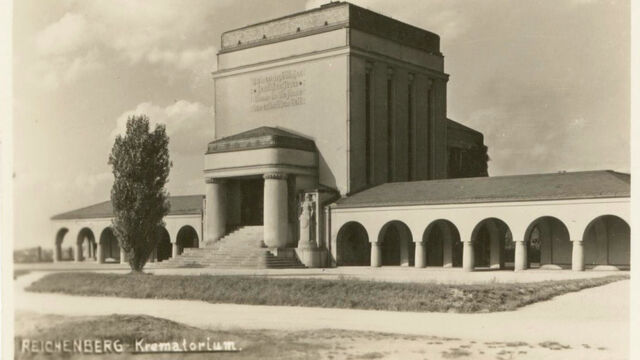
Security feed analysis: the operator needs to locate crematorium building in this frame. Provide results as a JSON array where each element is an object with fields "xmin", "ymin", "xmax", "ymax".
[{"xmin": 51, "ymin": 2, "xmax": 630, "ymax": 272}]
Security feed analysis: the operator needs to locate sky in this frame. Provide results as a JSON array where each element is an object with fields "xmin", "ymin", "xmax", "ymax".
[{"xmin": 11, "ymin": 0, "xmax": 630, "ymax": 249}]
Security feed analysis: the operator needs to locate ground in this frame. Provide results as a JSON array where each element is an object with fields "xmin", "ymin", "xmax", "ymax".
[
  {"xmin": 14, "ymin": 312, "xmax": 619, "ymax": 360},
  {"xmin": 12, "ymin": 266, "xmax": 630, "ymax": 359},
  {"xmin": 13, "ymin": 262, "xmax": 625, "ymax": 284}
]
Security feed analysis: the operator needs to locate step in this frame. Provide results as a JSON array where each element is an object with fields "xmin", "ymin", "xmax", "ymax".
[{"xmin": 163, "ymin": 225, "xmax": 305, "ymax": 269}]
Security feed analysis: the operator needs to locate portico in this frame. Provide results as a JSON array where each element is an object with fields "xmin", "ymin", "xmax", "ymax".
[{"xmin": 203, "ymin": 127, "xmax": 319, "ymax": 250}]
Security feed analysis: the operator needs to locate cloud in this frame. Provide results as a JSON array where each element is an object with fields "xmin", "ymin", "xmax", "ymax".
[
  {"xmin": 33, "ymin": 12, "xmax": 104, "ymax": 90},
  {"xmin": 146, "ymin": 46, "xmax": 218, "ymax": 75},
  {"xmin": 112, "ymin": 100, "xmax": 213, "ymax": 155},
  {"xmin": 36, "ymin": 12, "xmax": 92, "ymax": 56},
  {"xmin": 73, "ymin": 171, "xmax": 113, "ymax": 193},
  {"xmin": 32, "ymin": 1, "xmax": 224, "ymax": 89},
  {"xmin": 32, "ymin": 48, "xmax": 103, "ymax": 91}
]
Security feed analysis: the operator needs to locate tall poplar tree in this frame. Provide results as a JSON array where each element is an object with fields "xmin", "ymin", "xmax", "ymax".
[{"xmin": 108, "ymin": 115, "xmax": 171, "ymax": 272}]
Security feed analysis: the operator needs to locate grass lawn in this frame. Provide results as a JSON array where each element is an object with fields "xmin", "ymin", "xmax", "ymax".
[
  {"xmin": 26, "ymin": 272, "xmax": 628, "ymax": 313},
  {"xmin": 14, "ymin": 312, "xmax": 609, "ymax": 360}
]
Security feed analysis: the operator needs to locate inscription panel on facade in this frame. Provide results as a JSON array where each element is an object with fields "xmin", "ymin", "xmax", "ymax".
[{"xmin": 251, "ymin": 69, "xmax": 305, "ymax": 112}]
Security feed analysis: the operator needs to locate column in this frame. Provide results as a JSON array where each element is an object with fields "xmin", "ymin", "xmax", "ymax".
[
  {"xmin": 74, "ymin": 243, "xmax": 82, "ymax": 262},
  {"xmin": 263, "ymin": 173, "xmax": 288, "ymax": 248},
  {"xmin": 172, "ymin": 242, "xmax": 179, "ymax": 258},
  {"xmin": 462, "ymin": 241, "xmax": 474, "ymax": 272},
  {"xmin": 572, "ymin": 240, "xmax": 584, "ymax": 271},
  {"xmin": 514, "ymin": 240, "xmax": 527, "ymax": 271},
  {"xmin": 96, "ymin": 241, "xmax": 104, "ymax": 264},
  {"xmin": 205, "ymin": 178, "xmax": 227, "ymax": 244},
  {"xmin": 120, "ymin": 248, "xmax": 126, "ymax": 264},
  {"xmin": 414, "ymin": 241, "xmax": 426, "ymax": 268},
  {"xmin": 149, "ymin": 248, "xmax": 156, "ymax": 263},
  {"xmin": 371, "ymin": 242, "xmax": 382, "ymax": 267},
  {"xmin": 54, "ymin": 245, "xmax": 61, "ymax": 263}
]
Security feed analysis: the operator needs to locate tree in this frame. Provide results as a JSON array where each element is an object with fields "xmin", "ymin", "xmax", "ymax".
[{"xmin": 108, "ymin": 115, "xmax": 171, "ymax": 272}]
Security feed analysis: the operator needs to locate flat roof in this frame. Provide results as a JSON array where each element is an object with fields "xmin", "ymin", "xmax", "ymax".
[
  {"xmin": 332, "ymin": 171, "xmax": 630, "ymax": 209},
  {"xmin": 51, "ymin": 195, "xmax": 204, "ymax": 220},
  {"xmin": 221, "ymin": 1, "xmax": 440, "ymax": 54}
]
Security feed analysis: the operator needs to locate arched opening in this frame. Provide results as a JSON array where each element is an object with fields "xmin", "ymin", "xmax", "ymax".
[
  {"xmin": 155, "ymin": 227, "xmax": 172, "ymax": 262},
  {"xmin": 55, "ymin": 228, "xmax": 69, "ymax": 261},
  {"xmin": 422, "ymin": 220, "xmax": 462, "ymax": 267},
  {"xmin": 378, "ymin": 221, "xmax": 414, "ymax": 266},
  {"xmin": 525, "ymin": 217, "xmax": 571, "ymax": 269},
  {"xmin": 176, "ymin": 226, "xmax": 199, "ymax": 255},
  {"xmin": 336, "ymin": 222, "xmax": 370, "ymax": 266},
  {"xmin": 76, "ymin": 228, "xmax": 95, "ymax": 262},
  {"xmin": 583, "ymin": 215, "xmax": 630, "ymax": 269},
  {"xmin": 99, "ymin": 227, "xmax": 120, "ymax": 263},
  {"xmin": 471, "ymin": 218, "xmax": 512, "ymax": 270}
]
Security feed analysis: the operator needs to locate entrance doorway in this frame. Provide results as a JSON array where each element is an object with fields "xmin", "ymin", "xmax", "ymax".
[{"xmin": 240, "ymin": 178, "xmax": 264, "ymax": 226}]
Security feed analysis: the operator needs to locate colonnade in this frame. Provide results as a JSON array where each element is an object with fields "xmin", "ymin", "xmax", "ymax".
[
  {"xmin": 53, "ymin": 224, "xmax": 199, "ymax": 264},
  {"xmin": 337, "ymin": 214, "xmax": 630, "ymax": 272},
  {"xmin": 205, "ymin": 172, "xmax": 290, "ymax": 249}
]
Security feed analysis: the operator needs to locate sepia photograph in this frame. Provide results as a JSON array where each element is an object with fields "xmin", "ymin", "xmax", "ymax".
[{"xmin": 2, "ymin": 0, "xmax": 635, "ymax": 359}]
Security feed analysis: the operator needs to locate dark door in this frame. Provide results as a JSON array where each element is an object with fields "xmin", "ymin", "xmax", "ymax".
[{"xmin": 240, "ymin": 178, "xmax": 264, "ymax": 225}]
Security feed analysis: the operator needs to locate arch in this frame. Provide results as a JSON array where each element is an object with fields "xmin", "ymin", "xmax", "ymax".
[
  {"xmin": 378, "ymin": 221, "xmax": 414, "ymax": 266},
  {"xmin": 54, "ymin": 228, "xmax": 69, "ymax": 261},
  {"xmin": 471, "ymin": 218, "xmax": 512, "ymax": 270},
  {"xmin": 176, "ymin": 225, "xmax": 199, "ymax": 255},
  {"xmin": 525, "ymin": 216, "xmax": 571, "ymax": 269},
  {"xmin": 155, "ymin": 226, "xmax": 172, "ymax": 262},
  {"xmin": 336, "ymin": 221, "xmax": 370, "ymax": 266},
  {"xmin": 422, "ymin": 220, "xmax": 462, "ymax": 267},
  {"xmin": 76, "ymin": 227, "xmax": 95, "ymax": 261},
  {"xmin": 99, "ymin": 227, "xmax": 120, "ymax": 263},
  {"xmin": 582, "ymin": 215, "xmax": 630, "ymax": 269}
]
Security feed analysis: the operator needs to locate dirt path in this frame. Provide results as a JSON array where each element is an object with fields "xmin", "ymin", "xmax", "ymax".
[
  {"xmin": 14, "ymin": 271, "xmax": 629, "ymax": 359},
  {"xmin": 14, "ymin": 262, "xmax": 624, "ymax": 284}
]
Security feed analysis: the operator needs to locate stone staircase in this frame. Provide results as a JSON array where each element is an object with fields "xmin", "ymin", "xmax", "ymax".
[{"xmin": 163, "ymin": 226, "xmax": 306, "ymax": 269}]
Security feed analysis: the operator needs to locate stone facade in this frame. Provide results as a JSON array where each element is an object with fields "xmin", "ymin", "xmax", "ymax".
[
  {"xmin": 212, "ymin": 1, "xmax": 458, "ymax": 197},
  {"xmin": 204, "ymin": 2, "xmax": 484, "ymax": 268}
]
